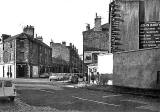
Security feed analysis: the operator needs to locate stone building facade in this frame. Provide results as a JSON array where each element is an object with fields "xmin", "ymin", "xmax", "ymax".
[
  {"xmin": 109, "ymin": 0, "xmax": 139, "ymax": 52},
  {"xmin": 83, "ymin": 14, "xmax": 109, "ymax": 73},
  {"xmin": 1, "ymin": 25, "xmax": 52, "ymax": 78},
  {"xmin": 2, "ymin": 34, "xmax": 16, "ymax": 78},
  {"xmin": 109, "ymin": 0, "xmax": 160, "ymax": 52},
  {"xmin": 50, "ymin": 41, "xmax": 82, "ymax": 74},
  {"xmin": 50, "ymin": 41, "xmax": 70, "ymax": 73},
  {"xmin": 111, "ymin": 0, "xmax": 160, "ymax": 89},
  {"xmin": 0, "ymin": 42, "xmax": 3, "ymax": 77},
  {"xmin": 67, "ymin": 43, "xmax": 83, "ymax": 73}
]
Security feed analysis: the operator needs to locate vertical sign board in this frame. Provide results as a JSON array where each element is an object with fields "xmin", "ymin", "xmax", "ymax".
[{"xmin": 139, "ymin": 21, "xmax": 160, "ymax": 49}]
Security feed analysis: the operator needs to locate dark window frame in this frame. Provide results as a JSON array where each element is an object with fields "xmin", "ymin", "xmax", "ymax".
[
  {"xmin": 157, "ymin": 71, "xmax": 160, "ymax": 84},
  {"xmin": 19, "ymin": 40, "xmax": 24, "ymax": 48}
]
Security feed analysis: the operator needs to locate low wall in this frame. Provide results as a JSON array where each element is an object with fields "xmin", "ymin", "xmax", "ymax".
[{"xmin": 113, "ymin": 47, "xmax": 160, "ymax": 89}]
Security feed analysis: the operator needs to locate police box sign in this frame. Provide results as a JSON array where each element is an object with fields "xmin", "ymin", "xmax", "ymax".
[{"xmin": 139, "ymin": 21, "xmax": 160, "ymax": 49}]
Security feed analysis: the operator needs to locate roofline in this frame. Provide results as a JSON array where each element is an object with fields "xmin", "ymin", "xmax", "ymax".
[{"xmin": 3, "ymin": 33, "xmax": 51, "ymax": 49}]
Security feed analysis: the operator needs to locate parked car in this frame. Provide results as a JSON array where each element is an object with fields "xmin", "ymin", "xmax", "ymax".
[
  {"xmin": 49, "ymin": 75, "xmax": 63, "ymax": 81},
  {"xmin": 40, "ymin": 73, "xmax": 50, "ymax": 78},
  {"xmin": 0, "ymin": 78, "xmax": 16, "ymax": 101},
  {"xmin": 49, "ymin": 75, "xmax": 58, "ymax": 81}
]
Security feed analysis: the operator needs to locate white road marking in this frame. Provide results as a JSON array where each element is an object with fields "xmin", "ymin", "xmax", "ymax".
[
  {"xmin": 39, "ymin": 89, "xmax": 54, "ymax": 94},
  {"xmin": 103, "ymin": 94, "xmax": 122, "ymax": 98},
  {"xmin": 121, "ymin": 99, "xmax": 148, "ymax": 105},
  {"xmin": 72, "ymin": 96, "xmax": 120, "ymax": 107},
  {"xmin": 121, "ymin": 99, "xmax": 158, "ymax": 111},
  {"xmin": 136, "ymin": 105, "xmax": 158, "ymax": 112}
]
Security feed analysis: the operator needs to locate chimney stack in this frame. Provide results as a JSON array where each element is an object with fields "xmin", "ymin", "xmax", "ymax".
[
  {"xmin": 94, "ymin": 13, "xmax": 102, "ymax": 31},
  {"xmin": 1, "ymin": 34, "xmax": 11, "ymax": 42},
  {"xmin": 23, "ymin": 25, "xmax": 34, "ymax": 37},
  {"xmin": 70, "ymin": 43, "xmax": 72, "ymax": 47},
  {"xmin": 62, "ymin": 41, "xmax": 66, "ymax": 46},
  {"xmin": 50, "ymin": 39, "xmax": 54, "ymax": 47},
  {"xmin": 36, "ymin": 36, "xmax": 43, "ymax": 42},
  {"xmin": 86, "ymin": 24, "xmax": 90, "ymax": 31}
]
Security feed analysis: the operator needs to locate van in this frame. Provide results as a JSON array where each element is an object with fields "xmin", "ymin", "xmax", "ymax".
[{"xmin": 0, "ymin": 78, "xmax": 16, "ymax": 101}]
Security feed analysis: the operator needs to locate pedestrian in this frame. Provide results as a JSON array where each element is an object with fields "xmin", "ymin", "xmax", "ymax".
[
  {"xmin": 91, "ymin": 72, "xmax": 95, "ymax": 84},
  {"xmin": 10, "ymin": 72, "xmax": 12, "ymax": 78},
  {"xmin": 97, "ymin": 72, "xmax": 100, "ymax": 85},
  {"xmin": 85, "ymin": 72, "xmax": 88, "ymax": 81},
  {"xmin": 7, "ymin": 72, "xmax": 9, "ymax": 78}
]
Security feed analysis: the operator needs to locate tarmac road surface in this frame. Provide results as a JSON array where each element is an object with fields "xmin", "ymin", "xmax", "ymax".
[{"xmin": 0, "ymin": 79, "xmax": 160, "ymax": 112}]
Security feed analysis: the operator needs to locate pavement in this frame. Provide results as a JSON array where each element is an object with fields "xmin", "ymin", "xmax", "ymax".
[
  {"xmin": 13, "ymin": 78, "xmax": 52, "ymax": 85},
  {"xmin": 86, "ymin": 85, "xmax": 160, "ymax": 98},
  {"xmin": 13, "ymin": 78, "xmax": 160, "ymax": 98}
]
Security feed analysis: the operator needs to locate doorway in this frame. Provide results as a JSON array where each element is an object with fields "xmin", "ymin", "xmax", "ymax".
[{"xmin": 16, "ymin": 64, "xmax": 27, "ymax": 78}]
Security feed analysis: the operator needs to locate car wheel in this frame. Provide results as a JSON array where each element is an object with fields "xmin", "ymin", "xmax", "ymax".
[{"xmin": 9, "ymin": 96, "xmax": 15, "ymax": 102}]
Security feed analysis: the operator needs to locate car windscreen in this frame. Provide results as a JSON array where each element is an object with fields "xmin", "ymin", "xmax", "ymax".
[{"xmin": 4, "ymin": 81, "xmax": 12, "ymax": 87}]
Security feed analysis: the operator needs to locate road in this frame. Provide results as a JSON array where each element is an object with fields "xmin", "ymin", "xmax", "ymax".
[{"xmin": 0, "ymin": 80, "xmax": 160, "ymax": 112}]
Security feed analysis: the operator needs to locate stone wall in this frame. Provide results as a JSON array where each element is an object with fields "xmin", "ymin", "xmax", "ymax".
[
  {"xmin": 51, "ymin": 43, "xmax": 70, "ymax": 63},
  {"xmin": 29, "ymin": 40, "xmax": 39, "ymax": 65},
  {"xmin": 117, "ymin": 0, "xmax": 139, "ymax": 51},
  {"xmin": 16, "ymin": 35, "xmax": 29, "ymax": 63},
  {"xmin": 0, "ymin": 43, "xmax": 3, "ymax": 64},
  {"xmin": 113, "ymin": 47, "xmax": 160, "ymax": 89},
  {"xmin": 144, "ymin": 0, "xmax": 160, "ymax": 22},
  {"xmin": 83, "ymin": 31, "xmax": 109, "ymax": 51},
  {"xmin": 3, "ymin": 40, "xmax": 15, "ymax": 63},
  {"xmin": 115, "ymin": 0, "xmax": 160, "ymax": 51}
]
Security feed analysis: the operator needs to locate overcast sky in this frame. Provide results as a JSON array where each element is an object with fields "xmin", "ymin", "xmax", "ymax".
[{"xmin": 0, "ymin": 0, "xmax": 111, "ymax": 54}]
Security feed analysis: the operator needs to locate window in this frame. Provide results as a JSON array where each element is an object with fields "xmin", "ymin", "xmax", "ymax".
[
  {"xmin": 45, "ymin": 48, "xmax": 47, "ymax": 54},
  {"xmin": 19, "ymin": 40, "xmax": 24, "ymax": 48},
  {"xmin": 19, "ymin": 52, "xmax": 25, "ymax": 60},
  {"xmin": 3, "ymin": 66, "xmax": 4, "ymax": 77},
  {"xmin": 157, "ymin": 71, "xmax": 160, "ymax": 84},
  {"xmin": 10, "ymin": 42, "xmax": 12, "ymax": 48},
  {"xmin": 40, "ymin": 46, "xmax": 42, "ymax": 52},
  {"xmin": 0, "ymin": 81, "xmax": 2, "ymax": 87}
]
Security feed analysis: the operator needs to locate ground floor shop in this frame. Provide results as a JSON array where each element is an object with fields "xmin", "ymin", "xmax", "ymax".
[
  {"xmin": 0, "ymin": 63, "xmax": 16, "ymax": 78},
  {"xmin": 0, "ymin": 63, "xmax": 51, "ymax": 78}
]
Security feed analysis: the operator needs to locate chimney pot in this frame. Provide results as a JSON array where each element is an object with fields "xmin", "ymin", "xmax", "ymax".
[{"xmin": 86, "ymin": 24, "xmax": 90, "ymax": 31}]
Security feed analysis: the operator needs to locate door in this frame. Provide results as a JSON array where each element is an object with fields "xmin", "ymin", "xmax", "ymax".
[
  {"xmin": 16, "ymin": 65, "xmax": 26, "ymax": 78},
  {"xmin": 0, "ymin": 81, "xmax": 4, "ymax": 96}
]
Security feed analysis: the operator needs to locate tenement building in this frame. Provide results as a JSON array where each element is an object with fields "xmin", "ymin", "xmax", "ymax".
[
  {"xmin": 50, "ymin": 41, "xmax": 82, "ymax": 74},
  {"xmin": 50, "ymin": 41, "xmax": 70, "ymax": 73},
  {"xmin": 0, "ymin": 25, "xmax": 52, "ymax": 78},
  {"xmin": 110, "ymin": 0, "xmax": 160, "ymax": 89},
  {"xmin": 83, "ymin": 13, "xmax": 109, "ymax": 73},
  {"xmin": 67, "ymin": 43, "xmax": 83, "ymax": 73}
]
